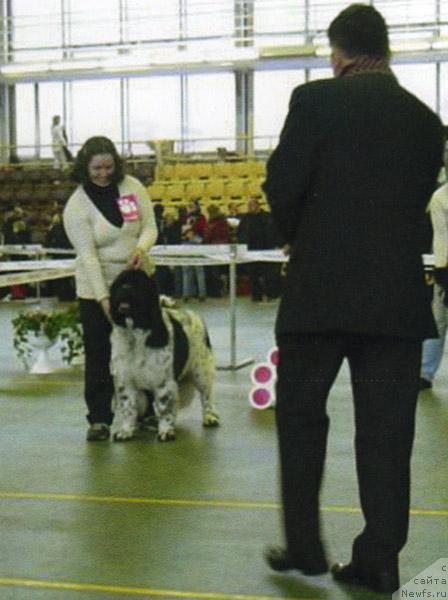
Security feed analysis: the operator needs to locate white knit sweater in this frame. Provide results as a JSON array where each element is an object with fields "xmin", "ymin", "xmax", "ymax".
[{"xmin": 63, "ymin": 175, "xmax": 157, "ymax": 301}]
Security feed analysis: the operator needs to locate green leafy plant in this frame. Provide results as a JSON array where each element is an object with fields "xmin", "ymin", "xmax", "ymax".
[{"xmin": 12, "ymin": 304, "xmax": 83, "ymax": 368}]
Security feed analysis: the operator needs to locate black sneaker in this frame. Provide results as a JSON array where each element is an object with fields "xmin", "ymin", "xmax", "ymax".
[
  {"xmin": 86, "ymin": 423, "xmax": 110, "ymax": 441},
  {"xmin": 419, "ymin": 377, "xmax": 432, "ymax": 391}
]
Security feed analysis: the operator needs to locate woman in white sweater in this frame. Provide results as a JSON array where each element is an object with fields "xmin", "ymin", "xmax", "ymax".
[{"xmin": 63, "ymin": 136, "xmax": 157, "ymax": 441}]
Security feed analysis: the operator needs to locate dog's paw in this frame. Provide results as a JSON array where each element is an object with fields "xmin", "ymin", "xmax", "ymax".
[
  {"xmin": 113, "ymin": 429, "xmax": 136, "ymax": 442},
  {"xmin": 157, "ymin": 429, "xmax": 176, "ymax": 442},
  {"xmin": 203, "ymin": 412, "xmax": 220, "ymax": 427}
]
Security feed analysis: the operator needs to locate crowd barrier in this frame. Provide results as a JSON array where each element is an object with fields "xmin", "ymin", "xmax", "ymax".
[
  {"xmin": 0, "ymin": 244, "xmax": 287, "ymax": 370},
  {"xmin": 1, "ymin": 245, "xmax": 435, "ymax": 369}
]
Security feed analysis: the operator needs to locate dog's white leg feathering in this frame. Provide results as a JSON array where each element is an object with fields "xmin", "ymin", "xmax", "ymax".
[
  {"xmin": 113, "ymin": 382, "xmax": 140, "ymax": 441},
  {"xmin": 190, "ymin": 317, "xmax": 220, "ymax": 428},
  {"xmin": 154, "ymin": 380, "xmax": 178, "ymax": 441}
]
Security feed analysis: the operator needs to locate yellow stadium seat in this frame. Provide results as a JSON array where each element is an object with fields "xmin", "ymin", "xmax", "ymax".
[
  {"xmin": 175, "ymin": 163, "xmax": 195, "ymax": 180},
  {"xmin": 232, "ymin": 162, "xmax": 252, "ymax": 178},
  {"xmin": 225, "ymin": 178, "xmax": 246, "ymax": 199},
  {"xmin": 253, "ymin": 161, "xmax": 266, "ymax": 177},
  {"xmin": 212, "ymin": 162, "xmax": 232, "ymax": 178},
  {"xmin": 204, "ymin": 178, "xmax": 225, "ymax": 200},
  {"xmin": 195, "ymin": 163, "xmax": 213, "ymax": 179},
  {"xmin": 246, "ymin": 179, "xmax": 263, "ymax": 198},
  {"xmin": 244, "ymin": 161, "xmax": 265, "ymax": 178},
  {"xmin": 165, "ymin": 183, "xmax": 185, "ymax": 202},
  {"xmin": 156, "ymin": 164, "xmax": 176, "ymax": 181},
  {"xmin": 148, "ymin": 182, "xmax": 166, "ymax": 201},
  {"xmin": 185, "ymin": 180, "xmax": 205, "ymax": 200}
]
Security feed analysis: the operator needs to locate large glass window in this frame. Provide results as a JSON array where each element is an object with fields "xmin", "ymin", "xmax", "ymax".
[
  {"xmin": 125, "ymin": 0, "xmax": 180, "ymax": 44},
  {"xmin": 128, "ymin": 75, "xmax": 182, "ymax": 155},
  {"xmin": 68, "ymin": 0, "xmax": 121, "ymax": 48},
  {"xmin": 254, "ymin": 1, "xmax": 305, "ymax": 46},
  {"xmin": 185, "ymin": 73, "xmax": 236, "ymax": 151},
  {"xmin": 38, "ymin": 82, "xmax": 64, "ymax": 158},
  {"xmin": 308, "ymin": 67, "xmax": 333, "ymax": 81},
  {"xmin": 254, "ymin": 69, "xmax": 305, "ymax": 149},
  {"xmin": 308, "ymin": 1, "xmax": 348, "ymax": 33},
  {"xmin": 15, "ymin": 83, "xmax": 35, "ymax": 158},
  {"xmin": 440, "ymin": 64, "xmax": 448, "ymax": 125},
  {"xmin": 185, "ymin": 0, "xmax": 234, "ymax": 49},
  {"xmin": 71, "ymin": 79, "xmax": 122, "ymax": 149},
  {"xmin": 11, "ymin": 0, "xmax": 62, "ymax": 61},
  {"xmin": 374, "ymin": 0, "xmax": 436, "ymax": 26},
  {"xmin": 394, "ymin": 63, "xmax": 437, "ymax": 111}
]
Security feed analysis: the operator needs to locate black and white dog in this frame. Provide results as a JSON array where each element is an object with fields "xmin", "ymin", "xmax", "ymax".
[{"xmin": 109, "ymin": 269, "xmax": 219, "ymax": 441}]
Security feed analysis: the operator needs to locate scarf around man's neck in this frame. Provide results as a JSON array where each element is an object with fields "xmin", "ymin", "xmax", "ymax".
[{"xmin": 337, "ymin": 55, "xmax": 392, "ymax": 78}]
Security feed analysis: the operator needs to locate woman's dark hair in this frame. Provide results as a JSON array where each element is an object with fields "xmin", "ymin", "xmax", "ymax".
[
  {"xmin": 328, "ymin": 4, "xmax": 390, "ymax": 59},
  {"xmin": 72, "ymin": 136, "xmax": 125, "ymax": 184}
]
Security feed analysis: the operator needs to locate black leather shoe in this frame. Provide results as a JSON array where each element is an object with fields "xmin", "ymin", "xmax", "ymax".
[
  {"xmin": 331, "ymin": 562, "xmax": 399, "ymax": 594},
  {"xmin": 264, "ymin": 546, "xmax": 328, "ymax": 576}
]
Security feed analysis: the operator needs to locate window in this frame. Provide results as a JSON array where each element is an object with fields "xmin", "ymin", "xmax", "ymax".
[
  {"xmin": 440, "ymin": 64, "xmax": 448, "ymax": 125},
  {"xmin": 128, "ymin": 75, "xmax": 182, "ymax": 155},
  {"xmin": 185, "ymin": 73, "xmax": 236, "ymax": 151},
  {"xmin": 38, "ymin": 82, "xmax": 64, "ymax": 158},
  {"xmin": 254, "ymin": 69, "xmax": 305, "ymax": 149},
  {"xmin": 394, "ymin": 63, "xmax": 437, "ymax": 111},
  {"xmin": 254, "ymin": 0, "xmax": 305, "ymax": 46},
  {"xmin": 68, "ymin": 0, "xmax": 121, "ymax": 48},
  {"xmin": 185, "ymin": 0, "xmax": 234, "ymax": 49},
  {"xmin": 71, "ymin": 79, "xmax": 122, "ymax": 150},
  {"xmin": 11, "ymin": 0, "xmax": 62, "ymax": 61},
  {"xmin": 125, "ymin": 0, "xmax": 180, "ymax": 44},
  {"xmin": 15, "ymin": 83, "xmax": 35, "ymax": 158},
  {"xmin": 308, "ymin": 67, "xmax": 333, "ymax": 81}
]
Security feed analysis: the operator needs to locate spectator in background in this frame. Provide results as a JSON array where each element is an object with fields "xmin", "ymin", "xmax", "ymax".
[
  {"xmin": 51, "ymin": 115, "xmax": 71, "ymax": 171},
  {"xmin": 237, "ymin": 197, "xmax": 281, "ymax": 301},
  {"xmin": 0, "ymin": 205, "xmax": 32, "ymax": 300},
  {"xmin": 44, "ymin": 211, "xmax": 75, "ymax": 301},
  {"xmin": 153, "ymin": 203, "xmax": 174, "ymax": 295},
  {"xmin": 420, "ymin": 153, "xmax": 448, "ymax": 389},
  {"xmin": 163, "ymin": 211, "xmax": 183, "ymax": 298},
  {"xmin": 181, "ymin": 200, "xmax": 207, "ymax": 301},
  {"xmin": 204, "ymin": 205, "xmax": 231, "ymax": 297}
]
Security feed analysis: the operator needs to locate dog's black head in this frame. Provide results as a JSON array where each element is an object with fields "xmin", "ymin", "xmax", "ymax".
[{"xmin": 109, "ymin": 269, "xmax": 168, "ymax": 347}]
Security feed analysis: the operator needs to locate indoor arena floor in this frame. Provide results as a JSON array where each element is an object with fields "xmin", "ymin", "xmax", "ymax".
[{"xmin": 0, "ymin": 297, "xmax": 446, "ymax": 600}]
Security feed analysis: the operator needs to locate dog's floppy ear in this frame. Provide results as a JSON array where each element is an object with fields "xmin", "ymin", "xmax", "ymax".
[{"xmin": 144, "ymin": 276, "xmax": 169, "ymax": 348}]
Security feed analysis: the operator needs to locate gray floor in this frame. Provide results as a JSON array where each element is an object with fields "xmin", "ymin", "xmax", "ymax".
[{"xmin": 0, "ymin": 296, "xmax": 447, "ymax": 600}]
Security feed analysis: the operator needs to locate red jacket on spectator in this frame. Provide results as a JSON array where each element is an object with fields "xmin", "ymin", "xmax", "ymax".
[{"xmin": 203, "ymin": 215, "xmax": 230, "ymax": 244}]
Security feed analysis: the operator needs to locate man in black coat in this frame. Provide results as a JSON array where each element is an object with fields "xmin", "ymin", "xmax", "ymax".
[{"xmin": 262, "ymin": 4, "xmax": 444, "ymax": 595}]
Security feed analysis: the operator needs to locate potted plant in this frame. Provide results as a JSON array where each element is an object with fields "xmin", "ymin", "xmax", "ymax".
[{"xmin": 12, "ymin": 304, "xmax": 83, "ymax": 372}]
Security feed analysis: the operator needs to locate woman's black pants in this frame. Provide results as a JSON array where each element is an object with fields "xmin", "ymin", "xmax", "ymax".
[{"xmin": 79, "ymin": 299, "xmax": 114, "ymax": 425}]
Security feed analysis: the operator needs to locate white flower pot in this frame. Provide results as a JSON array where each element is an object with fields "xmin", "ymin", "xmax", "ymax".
[{"xmin": 29, "ymin": 331, "xmax": 56, "ymax": 374}]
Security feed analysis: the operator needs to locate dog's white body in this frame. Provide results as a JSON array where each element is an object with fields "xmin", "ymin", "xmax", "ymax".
[{"xmin": 110, "ymin": 306, "xmax": 219, "ymax": 441}]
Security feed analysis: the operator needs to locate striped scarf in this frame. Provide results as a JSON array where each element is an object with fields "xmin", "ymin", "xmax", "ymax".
[{"xmin": 337, "ymin": 55, "xmax": 392, "ymax": 78}]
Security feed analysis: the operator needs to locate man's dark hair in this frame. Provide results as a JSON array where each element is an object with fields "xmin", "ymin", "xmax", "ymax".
[
  {"xmin": 328, "ymin": 4, "xmax": 390, "ymax": 59},
  {"xmin": 72, "ymin": 136, "xmax": 125, "ymax": 184}
]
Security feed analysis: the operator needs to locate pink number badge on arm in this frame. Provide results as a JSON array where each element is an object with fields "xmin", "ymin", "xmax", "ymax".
[{"xmin": 117, "ymin": 194, "xmax": 140, "ymax": 222}]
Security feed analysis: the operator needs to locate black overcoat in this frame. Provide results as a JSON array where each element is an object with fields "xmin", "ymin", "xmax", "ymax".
[{"xmin": 263, "ymin": 72, "xmax": 444, "ymax": 340}]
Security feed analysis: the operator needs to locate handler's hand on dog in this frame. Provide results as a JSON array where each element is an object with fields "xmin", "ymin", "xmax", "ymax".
[
  {"xmin": 100, "ymin": 298, "xmax": 112, "ymax": 323},
  {"xmin": 129, "ymin": 248, "xmax": 145, "ymax": 270}
]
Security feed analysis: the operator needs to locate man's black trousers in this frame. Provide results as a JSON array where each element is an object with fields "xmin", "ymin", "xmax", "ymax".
[{"xmin": 276, "ymin": 331, "xmax": 421, "ymax": 575}]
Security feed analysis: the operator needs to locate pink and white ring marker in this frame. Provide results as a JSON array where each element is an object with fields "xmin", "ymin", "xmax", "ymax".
[{"xmin": 249, "ymin": 347, "xmax": 278, "ymax": 409}]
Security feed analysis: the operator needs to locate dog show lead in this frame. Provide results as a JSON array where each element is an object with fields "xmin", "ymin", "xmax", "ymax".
[{"xmin": 63, "ymin": 136, "xmax": 158, "ymax": 441}]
